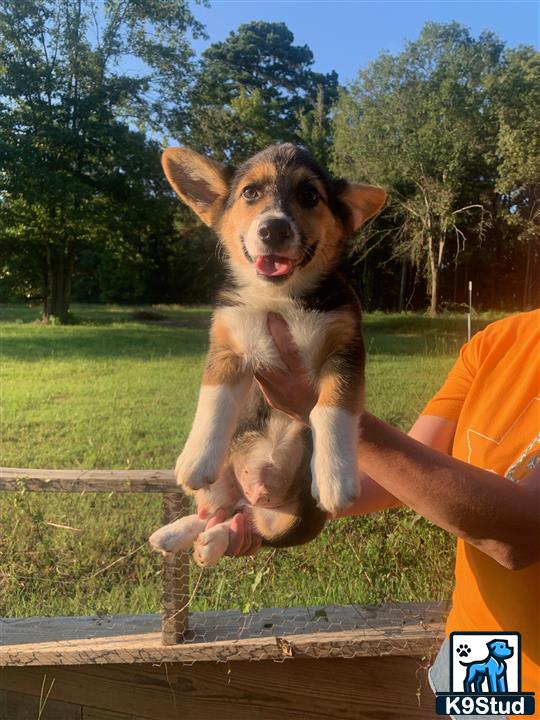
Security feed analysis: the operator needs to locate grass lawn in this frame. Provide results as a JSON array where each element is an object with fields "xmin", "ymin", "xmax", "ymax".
[{"xmin": 0, "ymin": 303, "xmax": 507, "ymax": 618}]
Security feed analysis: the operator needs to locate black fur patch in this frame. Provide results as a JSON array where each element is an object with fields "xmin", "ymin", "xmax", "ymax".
[
  {"xmin": 294, "ymin": 270, "xmax": 362, "ymax": 314},
  {"xmin": 226, "ymin": 144, "xmax": 354, "ymax": 234}
]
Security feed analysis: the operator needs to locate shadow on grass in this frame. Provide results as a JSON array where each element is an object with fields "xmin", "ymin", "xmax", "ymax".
[
  {"xmin": 0, "ymin": 303, "xmax": 213, "ymax": 328},
  {"xmin": 1, "ymin": 304, "xmax": 509, "ymax": 362},
  {"xmin": 0, "ymin": 325, "xmax": 209, "ymax": 361}
]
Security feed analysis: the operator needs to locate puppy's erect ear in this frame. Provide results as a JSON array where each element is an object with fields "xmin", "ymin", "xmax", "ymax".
[
  {"xmin": 162, "ymin": 148, "xmax": 230, "ymax": 227},
  {"xmin": 339, "ymin": 183, "xmax": 387, "ymax": 232}
]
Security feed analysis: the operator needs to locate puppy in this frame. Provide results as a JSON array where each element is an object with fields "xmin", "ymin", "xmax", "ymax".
[{"xmin": 149, "ymin": 143, "xmax": 386, "ymax": 565}]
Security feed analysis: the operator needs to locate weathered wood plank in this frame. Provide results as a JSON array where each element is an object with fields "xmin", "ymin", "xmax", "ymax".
[
  {"xmin": 0, "ymin": 689, "xmax": 82, "ymax": 720},
  {"xmin": 0, "ymin": 467, "xmax": 178, "ymax": 493},
  {"xmin": 0, "ymin": 657, "xmax": 441, "ymax": 719},
  {"xmin": 0, "ymin": 613, "xmax": 161, "ymax": 644},
  {"xmin": 83, "ymin": 708, "xmax": 155, "ymax": 720},
  {"xmin": 1, "ymin": 603, "xmax": 447, "ymax": 646},
  {"xmin": 0, "ymin": 603, "xmax": 446, "ymax": 666}
]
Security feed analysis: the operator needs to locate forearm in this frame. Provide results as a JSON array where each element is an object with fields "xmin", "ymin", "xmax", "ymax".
[
  {"xmin": 356, "ymin": 412, "xmax": 540, "ymax": 569},
  {"xmin": 335, "ymin": 472, "xmax": 403, "ymax": 517}
]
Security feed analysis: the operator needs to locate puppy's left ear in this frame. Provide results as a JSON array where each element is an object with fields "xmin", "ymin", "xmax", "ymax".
[{"xmin": 339, "ymin": 183, "xmax": 387, "ymax": 232}]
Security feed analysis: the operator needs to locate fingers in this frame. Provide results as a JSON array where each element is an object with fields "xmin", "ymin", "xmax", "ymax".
[
  {"xmin": 267, "ymin": 312, "xmax": 305, "ymax": 374},
  {"xmin": 228, "ymin": 512, "xmax": 262, "ymax": 557},
  {"xmin": 204, "ymin": 508, "xmax": 226, "ymax": 529}
]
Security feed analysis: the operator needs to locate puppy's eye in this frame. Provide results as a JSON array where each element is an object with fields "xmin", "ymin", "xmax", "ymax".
[
  {"xmin": 242, "ymin": 186, "xmax": 259, "ymax": 201},
  {"xmin": 298, "ymin": 183, "xmax": 319, "ymax": 208}
]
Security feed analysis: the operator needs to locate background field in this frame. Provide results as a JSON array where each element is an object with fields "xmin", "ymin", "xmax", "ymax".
[{"xmin": 0, "ymin": 305, "xmax": 507, "ymax": 618}]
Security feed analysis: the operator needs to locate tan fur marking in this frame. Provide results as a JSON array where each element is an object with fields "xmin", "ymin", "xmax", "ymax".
[
  {"xmin": 251, "ymin": 502, "xmax": 299, "ymax": 539},
  {"xmin": 202, "ymin": 318, "xmax": 246, "ymax": 385},
  {"xmin": 240, "ymin": 160, "xmax": 278, "ymax": 191},
  {"xmin": 162, "ymin": 148, "xmax": 228, "ymax": 227},
  {"xmin": 313, "ymin": 310, "xmax": 358, "ymax": 374},
  {"xmin": 317, "ymin": 367, "xmax": 364, "ymax": 414},
  {"xmin": 219, "ymin": 195, "xmax": 264, "ymax": 267}
]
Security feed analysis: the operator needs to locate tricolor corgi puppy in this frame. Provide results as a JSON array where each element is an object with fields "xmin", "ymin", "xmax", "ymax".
[{"xmin": 149, "ymin": 143, "xmax": 386, "ymax": 566}]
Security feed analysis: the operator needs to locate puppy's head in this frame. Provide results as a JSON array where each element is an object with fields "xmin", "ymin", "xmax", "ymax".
[{"xmin": 162, "ymin": 144, "xmax": 386, "ymax": 291}]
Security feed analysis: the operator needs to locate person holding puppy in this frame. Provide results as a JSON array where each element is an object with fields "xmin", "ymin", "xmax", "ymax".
[{"xmin": 201, "ymin": 309, "xmax": 540, "ymax": 719}]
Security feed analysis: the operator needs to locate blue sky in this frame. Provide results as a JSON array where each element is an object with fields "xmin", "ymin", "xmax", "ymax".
[{"xmin": 191, "ymin": 1, "xmax": 539, "ymax": 83}]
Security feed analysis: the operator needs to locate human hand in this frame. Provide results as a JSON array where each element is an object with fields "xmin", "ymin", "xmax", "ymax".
[
  {"xmin": 254, "ymin": 312, "xmax": 317, "ymax": 424},
  {"xmin": 198, "ymin": 506, "xmax": 262, "ymax": 557}
]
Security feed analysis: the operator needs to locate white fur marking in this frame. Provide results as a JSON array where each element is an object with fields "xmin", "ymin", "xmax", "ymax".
[
  {"xmin": 309, "ymin": 406, "xmax": 360, "ymax": 515},
  {"xmin": 149, "ymin": 515, "xmax": 205, "ymax": 555},
  {"xmin": 176, "ymin": 380, "xmax": 251, "ymax": 490},
  {"xmin": 193, "ymin": 522, "xmax": 231, "ymax": 567},
  {"xmin": 217, "ymin": 300, "xmax": 344, "ymax": 383}
]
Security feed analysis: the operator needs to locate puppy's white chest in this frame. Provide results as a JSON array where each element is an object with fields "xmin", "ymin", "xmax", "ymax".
[{"xmin": 217, "ymin": 300, "xmax": 335, "ymax": 376}]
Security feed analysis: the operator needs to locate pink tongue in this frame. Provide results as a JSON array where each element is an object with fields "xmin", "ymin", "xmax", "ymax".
[{"xmin": 254, "ymin": 255, "xmax": 293, "ymax": 277}]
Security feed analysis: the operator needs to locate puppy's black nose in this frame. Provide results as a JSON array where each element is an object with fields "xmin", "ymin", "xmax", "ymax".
[{"xmin": 258, "ymin": 217, "xmax": 292, "ymax": 249}]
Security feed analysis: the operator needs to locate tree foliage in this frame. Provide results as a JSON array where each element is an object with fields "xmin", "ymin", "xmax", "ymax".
[
  {"xmin": 179, "ymin": 21, "xmax": 338, "ymax": 163},
  {"xmin": 0, "ymin": 0, "xmax": 203, "ymax": 320},
  {"xmin": 492, "ymin": 47, "xmax": 540, "ymax": 308},
  {"xmin": 332, "ymin": 23, "xmax": 504, "ymax": 315},
  {"xmin": 1, "ymin": 14, "xmax": 538, "ymax": 315}
]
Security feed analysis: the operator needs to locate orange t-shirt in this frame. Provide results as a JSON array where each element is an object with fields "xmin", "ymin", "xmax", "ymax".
[{"xmin": 422, "ymin": 310, "xmax": 540, "ymax": 715}]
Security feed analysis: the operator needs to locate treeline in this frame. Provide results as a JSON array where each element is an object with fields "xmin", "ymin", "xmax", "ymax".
[{"xmin": 0, "ymin": 2, "xmax": 538, "ymax": 320}]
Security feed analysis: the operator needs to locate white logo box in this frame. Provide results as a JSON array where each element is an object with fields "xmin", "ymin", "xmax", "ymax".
[{"xmin": 450, "ymin": 632, "xmax": 521, "ymax": 693}]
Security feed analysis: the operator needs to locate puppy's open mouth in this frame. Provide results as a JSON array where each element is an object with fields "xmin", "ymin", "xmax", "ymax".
[{"xmin": 254, "ymin": 254, "xmax": 294, "ymax": 278}]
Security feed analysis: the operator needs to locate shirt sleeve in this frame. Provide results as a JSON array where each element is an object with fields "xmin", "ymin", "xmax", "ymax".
[{"xmin": 421, "ymin": 331, "xmax": 482, "ymax": 422}]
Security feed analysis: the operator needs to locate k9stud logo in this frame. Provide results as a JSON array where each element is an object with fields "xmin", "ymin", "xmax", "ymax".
[{"xmin": 435, "ymin": 632, "xmax": 535, "ymax": 715}]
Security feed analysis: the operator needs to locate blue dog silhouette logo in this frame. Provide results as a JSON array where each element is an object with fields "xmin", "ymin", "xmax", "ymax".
[
  {"xmin": 459, "ymin": 638, "xmax": 514, "ymax": 693},
  {"xmin": 435, "ymin": 632, "xmax": 535, "ymax": 715}
]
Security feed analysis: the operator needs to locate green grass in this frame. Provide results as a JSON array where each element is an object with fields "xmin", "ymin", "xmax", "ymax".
[{"xmin": 0, "ymin": 303, "xmax": 507, "ymax": 618}]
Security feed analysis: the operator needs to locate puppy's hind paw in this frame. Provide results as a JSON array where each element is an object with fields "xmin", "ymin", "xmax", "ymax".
[
  {"xmin": 193, "ymin": 524, "xmax": 230, "ymax": 567},
  {"xmin": 149, "ymin": 515, "xmax": 205, "ymax": 555}
]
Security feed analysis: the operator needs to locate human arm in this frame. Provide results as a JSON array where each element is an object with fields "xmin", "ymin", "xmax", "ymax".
[{"xmin": 357, "ymin": 413, "xmax": 540, "ymax": 569}]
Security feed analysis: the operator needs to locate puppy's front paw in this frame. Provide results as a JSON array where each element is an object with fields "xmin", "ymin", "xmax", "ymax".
[
  {"xmin": 193, "ymin": 524, "xmax": 230, "ymax": 567},
  {"xmin": 175, "ymin": 446, "xmax": 219, "ymax": 491},
  {"xmin": 149, "ymin": 515, "xmax": 205, "ymax": 555},
  {"xmin": 310, "ymin": 450, "xmax": 360, "ymax": 516}
]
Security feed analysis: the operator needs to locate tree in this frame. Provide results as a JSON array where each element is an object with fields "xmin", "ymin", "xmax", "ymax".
[
  {"xmin": 179, "ymin": 21, "xmax": 339, "ymax": 163},
  {"xmin": 492, "ymin": 47, "xmax": 540, "ymax": 308},
  {"xmin": 332, "ymin": 23, "xmax": 503, "ymax": 315},
  {"xmin": 0, "ymin": 0, "xmax": 203, "ymax": 321},
  {"xmin": 297, "ymin": 85, "xmax": 333, "ymax": 166}
]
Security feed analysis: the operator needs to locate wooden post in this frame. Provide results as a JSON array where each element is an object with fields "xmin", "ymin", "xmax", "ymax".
[{"xmin": 161, "ymin": 492, "xmax": 190, "ymax": 645}]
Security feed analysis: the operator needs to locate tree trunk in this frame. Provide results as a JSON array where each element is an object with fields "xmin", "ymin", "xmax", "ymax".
[
  {"xmin": 428, "ymin": 234, "xmax": 446, "ymax": 317},
  {"xmin": 398, "ymin": 256, "xmax": 408, "ymax": 312},
  {"xmin": 429, "ymin": 265, "xmax": 438, "ymax": 317},
  {"xmin": 43, "ymin": 242, "xmax": 75, "ymax": 323},
  {"xmin": 523, "ymin": 237, "xmax": 533, "ymax": 310},
  {"xmin": 427, "ymin": 236, "xmax": 438, "ymax": 317}
]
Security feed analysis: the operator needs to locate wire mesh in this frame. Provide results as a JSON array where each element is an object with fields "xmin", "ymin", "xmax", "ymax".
[{"xmin": 0, "ymin": 474, "xmax": 449, "ymax": 667}]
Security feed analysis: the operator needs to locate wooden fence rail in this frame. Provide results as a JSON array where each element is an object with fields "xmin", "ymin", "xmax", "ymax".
[
  {"xmin": 0, "ymin": 466, "xmax": 189, "ymax": 645},
  {"xmin": 0, "ymin": 467, "xmax": 178, "ymax": 493}
]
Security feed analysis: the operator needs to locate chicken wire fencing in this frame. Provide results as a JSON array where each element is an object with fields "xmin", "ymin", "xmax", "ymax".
[{"xmin": 0, "ymin": 468, "xmax": 447, "ymax": 665}]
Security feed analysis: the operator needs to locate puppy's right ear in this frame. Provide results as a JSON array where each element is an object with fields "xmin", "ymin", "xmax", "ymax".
[{"xmin": 162, "ymin": 148, "xmax": 231, "ymax": 227}]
